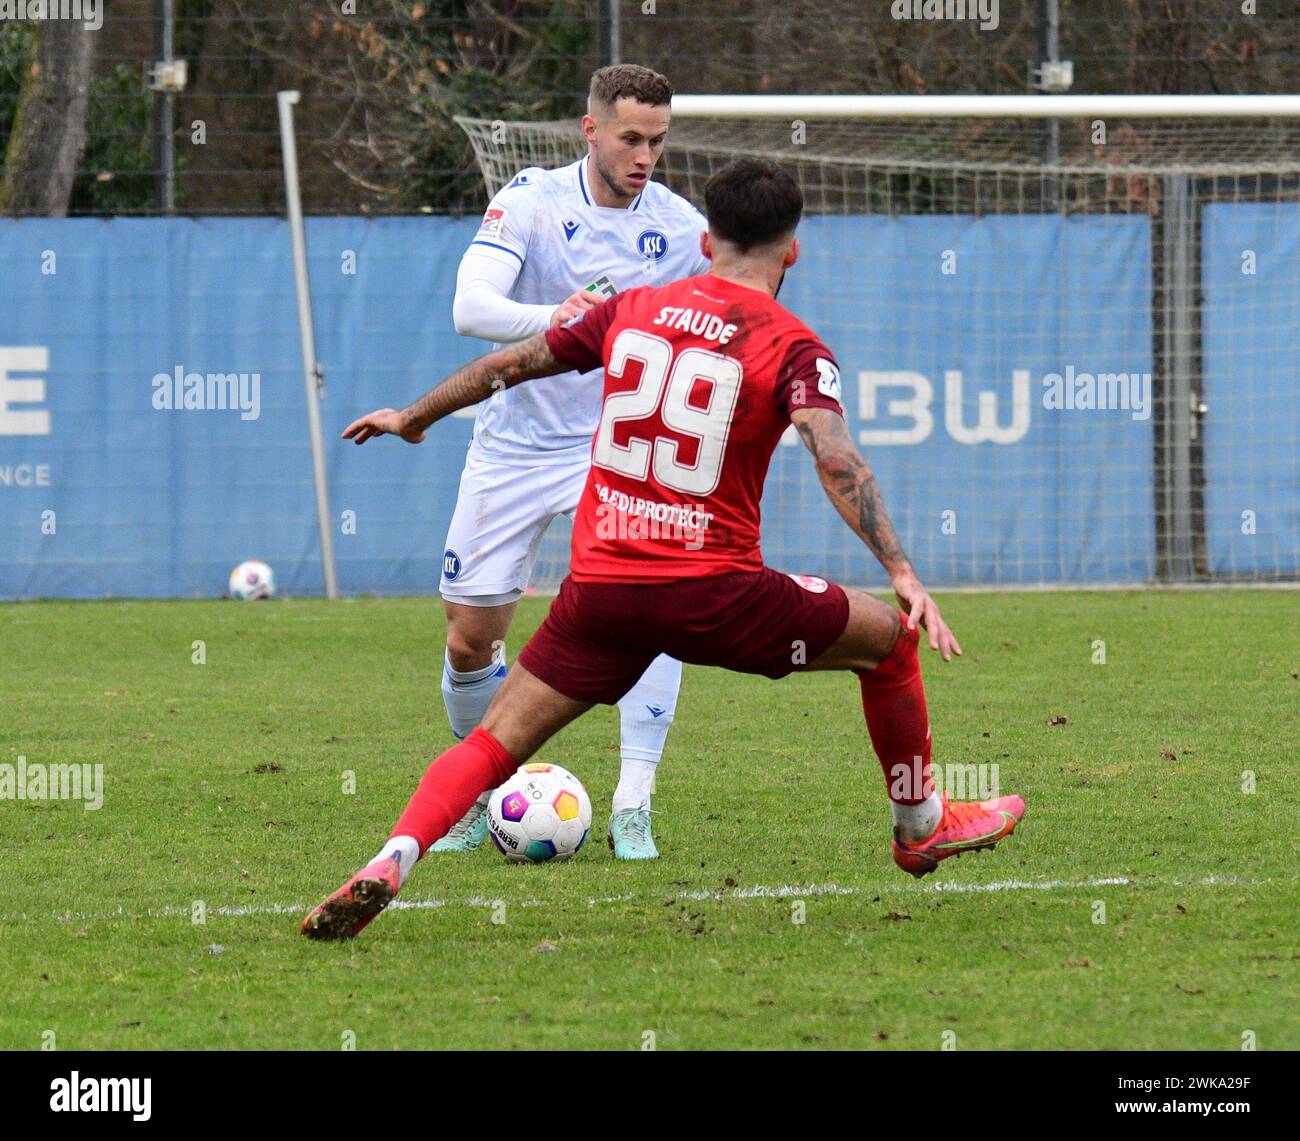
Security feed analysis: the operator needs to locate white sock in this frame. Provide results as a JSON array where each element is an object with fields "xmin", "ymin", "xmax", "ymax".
[
  {"xmin": 891, "ymin": 793, "xmax": 942, "ymax": 842},
  {"xmin": 440, "ymin": 647, "xmax": 507, "ymax": 740},
  {"xmin": 613, "ymin": 655, "xmax": 681, "ymax": 811},
  {"xmin": 373, "ymin": 834, "xmax": 421, "ymax": 887},
  {"xmin": 612, "ymin": 758, "xmax": 658, "ymax": 812}
]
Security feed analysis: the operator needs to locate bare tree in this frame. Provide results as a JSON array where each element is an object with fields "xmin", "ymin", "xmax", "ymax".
[{"xmin": 0, "ymin": 20, "xmax": 98, "ymax": 216}]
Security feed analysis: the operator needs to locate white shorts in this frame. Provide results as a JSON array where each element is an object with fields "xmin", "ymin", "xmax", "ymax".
[{"xmin": 439, "ymin": 449, "xmax": 589, "ymax": 605}]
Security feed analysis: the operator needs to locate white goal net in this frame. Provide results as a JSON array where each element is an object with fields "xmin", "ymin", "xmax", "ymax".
[{"xmin": 456, "ymin": 101, "xmax": 1300, "ymax": 590}]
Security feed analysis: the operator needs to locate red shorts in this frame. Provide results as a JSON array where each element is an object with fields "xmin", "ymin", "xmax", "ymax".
[{"xmin": 517, "ymin": 568, "xmax": 851, "ymax": 705}]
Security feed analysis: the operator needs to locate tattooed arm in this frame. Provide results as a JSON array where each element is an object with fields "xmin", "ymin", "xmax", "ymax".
[
  {"xmin": 790, "ymin": 406, "xmax": 961, "ymax": 659},
  {"xmin": 790, "ymin": 406, "xmax": 911, "ymax": 575},
  {"xmin": 341, "ymin": 332, "xmax": 564, "ymax": 445}
]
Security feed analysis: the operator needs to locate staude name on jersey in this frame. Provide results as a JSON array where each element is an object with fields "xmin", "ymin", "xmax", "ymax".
[{"xmin": 651, "ymin": 306, "xmax": 739, "ymax": 346}]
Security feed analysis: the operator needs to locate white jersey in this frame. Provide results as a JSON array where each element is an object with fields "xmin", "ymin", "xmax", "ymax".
[{"xmin": 464, "ymin": 156, "xmax": 709, "ymax": 465}]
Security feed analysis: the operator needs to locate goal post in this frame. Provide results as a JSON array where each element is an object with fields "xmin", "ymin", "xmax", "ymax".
[
  {"xmin": 455, "ymin": 96, "xmax": 1300, "ymax": 589},
  {"xmin": 670, "ymin": 94, "xmax": 1300, "ymax": 119}
]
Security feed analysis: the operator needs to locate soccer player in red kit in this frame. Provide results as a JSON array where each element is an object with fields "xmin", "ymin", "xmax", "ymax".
[{"xmin": 303, "ymin": 158, "xmax": 1025, "ymax": 941}]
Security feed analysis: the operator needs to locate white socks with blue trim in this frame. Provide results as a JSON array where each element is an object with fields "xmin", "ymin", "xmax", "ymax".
[
  {"xmin": 612, "ymin": 654, "xmax": 682, "ymax": 812},
  {"xmin": 440, "ymin": 648, "xmax": 507, "ymax": 741}
]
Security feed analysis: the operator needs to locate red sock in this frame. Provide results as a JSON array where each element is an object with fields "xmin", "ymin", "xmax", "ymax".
[
  {"xmin": 389, "ymin": 727, "xmax": 517, "ymax": 854},
  {"xmin": 856, "ymin": 614, "xmax": 933, "ymax": 804}
]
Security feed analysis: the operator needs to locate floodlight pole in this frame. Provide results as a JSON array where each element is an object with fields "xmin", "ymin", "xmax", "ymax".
[
  {"xmin": 1037, "ymin": 0, "xmax": 1066, "ymax": 208},
  {"xmin": 157, "ymin": 0, "xmax": 175, "ymax": 212},
  {"xmin": 277, "ymin": 90, "xmax": 338, "ymax": 600},
  {"xmin": 608, "ymin": 0, "xmax": 621, "ymax": 65}
]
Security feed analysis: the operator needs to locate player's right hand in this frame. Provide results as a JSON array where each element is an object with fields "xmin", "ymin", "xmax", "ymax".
[
  {"xmin": 341, "ymin": 407, "xmax": 426, "ymax": 445},
  {"xmin": 550, "ymin": 288, "xmax": 600, "ymax": 328},
  {"xmin": 891, "ymin": 571, "xmax": 962, "ymax": 662}
]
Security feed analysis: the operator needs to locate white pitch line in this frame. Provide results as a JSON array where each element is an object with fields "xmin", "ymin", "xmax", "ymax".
[
  {"xmin": 924, "ymin": 876, "xmax": 1132, "ymax": 894},
  {"xmin": 5, "ymin": 873, "xmax": 1283, "ymax": 926}
]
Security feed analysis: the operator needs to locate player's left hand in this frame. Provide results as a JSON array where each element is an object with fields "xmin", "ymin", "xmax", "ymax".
[
  {"xmin": 341, "ymin": 408, "xmax": 426, "ymax": 445},
  {"xmin": 891, "ymin": 573, "xmax": 962, "ymax": 662},
  {"xmin": 550, "ymin": 287, "xmax": 600, "ymax": 328}
]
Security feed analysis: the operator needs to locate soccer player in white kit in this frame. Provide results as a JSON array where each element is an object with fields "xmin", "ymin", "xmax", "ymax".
[{"xmin": 433, "ymin": 64, "xmax": 708, "ymax": 859}]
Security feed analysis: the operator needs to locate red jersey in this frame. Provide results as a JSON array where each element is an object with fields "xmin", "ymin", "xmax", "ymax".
[{"xmin": 544, "ymin": 273, "xmax": 845, "ymax": 582}]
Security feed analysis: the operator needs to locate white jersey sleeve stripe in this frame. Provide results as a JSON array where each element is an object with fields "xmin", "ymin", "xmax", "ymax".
[
  {"xmin": 470, "ymin": 239, "xmax": 524, "ymax": 265},
  {"xmin": 453, "ymin": 243, "xmax": 555, "ymax": 343}
]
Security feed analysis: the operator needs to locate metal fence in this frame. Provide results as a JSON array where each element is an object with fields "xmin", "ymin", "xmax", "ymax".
[{"xmin": 4, "ymin": 1, "xmax": 1300, "ymax": 217}]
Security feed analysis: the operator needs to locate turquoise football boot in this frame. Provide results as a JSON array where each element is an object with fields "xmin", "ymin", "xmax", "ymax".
[
  {"xmin": 607, "ymin": 805, "xmax": 659, "ymax": 860},
  {"xmin": 430, "ymin": 798, "xmax": 489, "ymax": 852}
]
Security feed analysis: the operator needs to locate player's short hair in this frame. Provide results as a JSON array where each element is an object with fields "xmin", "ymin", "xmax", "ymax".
[
  {"xmin": 587, "ymin": 64, "xmax": 674, "ymax": 114},
  {"xmin": 704, "ymin": 159, "xmax": 804, "ymax": 253}
]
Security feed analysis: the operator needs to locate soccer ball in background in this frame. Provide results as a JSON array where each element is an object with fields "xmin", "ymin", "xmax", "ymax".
[
  {"xmin": 228, "ymin": 560, "xmax": 275, "ymax": 600},
  {"xmin": 487, "ymin": 763, "xmax": 592, "ymax": 863}
]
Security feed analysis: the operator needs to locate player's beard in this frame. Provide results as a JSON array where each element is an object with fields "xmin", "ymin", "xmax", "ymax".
[{"xmin": 593, "ymin": 150, "xmax": 638, "ymax": 203}]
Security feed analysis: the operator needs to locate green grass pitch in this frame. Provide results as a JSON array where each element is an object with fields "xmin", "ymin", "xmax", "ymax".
[{"xmin": 2, "ymin": 590, "xmax": 1297, "ymax": 1050}]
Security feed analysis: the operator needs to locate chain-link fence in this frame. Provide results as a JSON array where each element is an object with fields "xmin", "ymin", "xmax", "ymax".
[{"xmin": 3, "ymin": 1, "xmax": 1300, "ymax": 217}]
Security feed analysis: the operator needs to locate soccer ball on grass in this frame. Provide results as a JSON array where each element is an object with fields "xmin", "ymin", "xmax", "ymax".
[
  {"xmin": 228, "ymin": 560, "xmax": 275, "ymax": 600},
  {"xmin": 487, "ymin": 763, "xmax": 592, "ymax": 863}
]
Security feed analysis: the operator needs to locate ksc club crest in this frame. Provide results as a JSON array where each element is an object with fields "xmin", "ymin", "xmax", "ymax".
[{"xmin": 637, "ymin": 230, "xmax": 668, "ymax": 260}]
